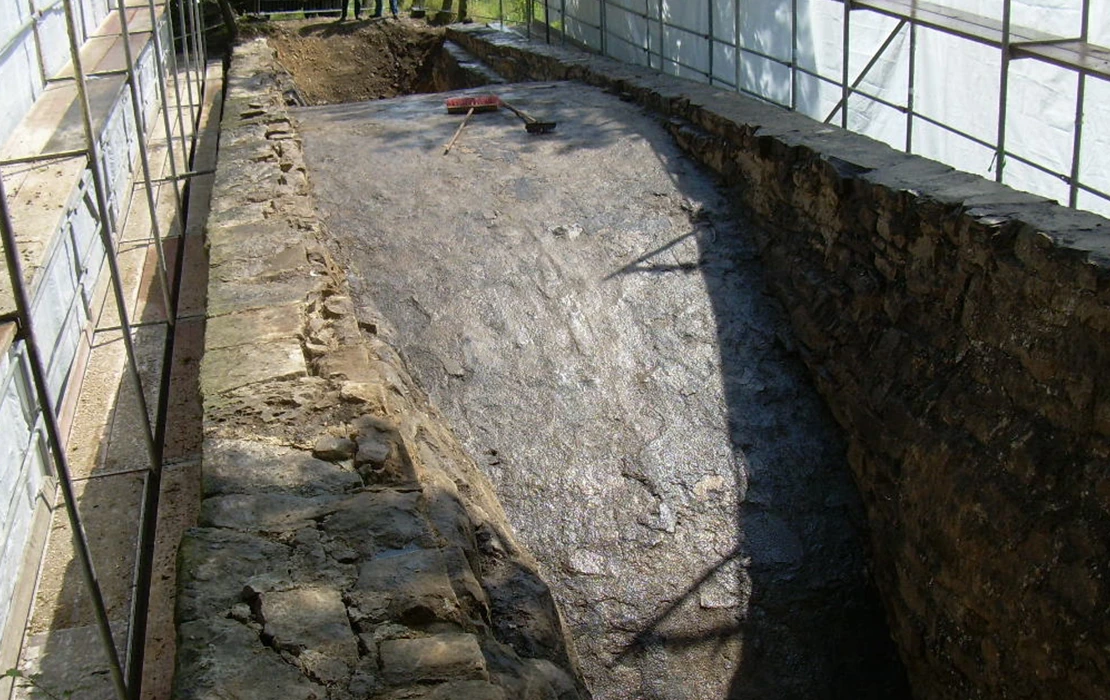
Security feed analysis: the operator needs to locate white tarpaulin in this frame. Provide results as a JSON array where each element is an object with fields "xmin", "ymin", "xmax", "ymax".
[{"xmin": 556, "ymin": 0, "xmax": 1110, "ymax": 217}]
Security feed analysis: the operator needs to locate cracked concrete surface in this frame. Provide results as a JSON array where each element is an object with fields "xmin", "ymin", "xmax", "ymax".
[{"xmin": 297, "ymin": 82, "xmax": 903, "ymax": 699}]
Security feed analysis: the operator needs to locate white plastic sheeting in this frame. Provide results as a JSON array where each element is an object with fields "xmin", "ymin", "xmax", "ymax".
[
  {"xmin": 0, "ymin": 0, "xmax": 114, "ymax": 148},
  {"xmin": 554, "ymin": 0, "xmax": 1110, "ymax": 217}
]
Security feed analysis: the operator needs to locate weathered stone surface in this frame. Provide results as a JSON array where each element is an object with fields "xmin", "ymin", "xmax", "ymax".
[
  {"xmin": 348, "ymin": 548, "xmax": 462, "ymax": 626},
  {"xmin": 174, "ymin": 618, "xmax": 321, "ymax": 700},
  {"xmin": 205, "ymin": 303, "xmax": 304, "ymax": 350},
  {"xmin": 177, "ymin": 38, "xmax": 586, "ymax": 700},
  {"xmin": 204, "ymin": 438, "xmax": 362, "ymax": 496},
  {"xmin": 379, "ymin": 633, "xmax": 488, "ymax": 685},
  {"xmin": 255, "ymin": 586, "xmax": 358, "ymax": 668},
  {"xmin": 177, "ymin": 528, "xmax": 291, "ymax": 622},
  {"xmin": 313, "ymin": 434, "xmax": 357, "ymax": 461},
  {"xmin": 441, "ymin": 23, "xmax": 1110, "ymax": 700},
  {"xmin": 199, "ymin": 493, "xmax": 335, "ymax": 531},
  {"xmin": 319, "ymin": 490, "xmax": 434, "ymax": 558},
  {"xmin": 200, "ymin": 337, "xmax": 307, "ymax": 394}
]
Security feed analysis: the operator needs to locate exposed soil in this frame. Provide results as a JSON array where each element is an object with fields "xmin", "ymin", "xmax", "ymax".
[{"xmin": 253, "ymin": 18, "xmax": 446, "ymax": 104}]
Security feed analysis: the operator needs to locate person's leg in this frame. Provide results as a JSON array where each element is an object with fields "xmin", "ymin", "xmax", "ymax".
[
  {"xmin": 373, "ymin": 0, "xmax": 383, "ymax": 16},
  {"xmin": 354, "ymin": 0, "xmax": 361, "ymax": 18},
  {"xmin": 390, "ymin": 0, "xmax": 398, "ymax": 16}
]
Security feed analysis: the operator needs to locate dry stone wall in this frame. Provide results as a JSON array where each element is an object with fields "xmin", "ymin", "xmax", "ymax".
[
  {"xmin": 175, "ymin": 39, "xmax": 586, "ymax": 700},
  {"xmin": 447, "ymin": 24, "xmax": 1110, "ymax": 700}
]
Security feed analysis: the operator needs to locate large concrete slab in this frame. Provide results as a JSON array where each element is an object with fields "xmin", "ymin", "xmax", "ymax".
[{"xmin": 296, "ymin": 82, "xmax": 894, "ymax": 699}]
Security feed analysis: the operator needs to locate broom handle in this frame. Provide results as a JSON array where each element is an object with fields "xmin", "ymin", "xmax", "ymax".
[{"xmin": 443, "ymin": 107, "xmax": 475, "ymax": 155}]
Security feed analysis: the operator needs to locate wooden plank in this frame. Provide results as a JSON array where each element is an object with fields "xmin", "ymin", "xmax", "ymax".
[
  {"xmin": 91, "ymin": 4, "xmax": 164, "ymax": 37},
  {"xmin": 848, "ymin": 0, "xmax": 1055, "ymax": 46},
  {"xmin": 53, "ymin": 31, "xmax": 151, "ymax": 80},
  {"xmin": 1013, "ymin": 40, "xmax": 1110, "ymax": 81}
]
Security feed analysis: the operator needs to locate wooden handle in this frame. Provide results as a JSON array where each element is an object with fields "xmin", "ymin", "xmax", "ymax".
[{"xmin": 443, "ymin": 107, "xmax": 475, "ymax": 155}]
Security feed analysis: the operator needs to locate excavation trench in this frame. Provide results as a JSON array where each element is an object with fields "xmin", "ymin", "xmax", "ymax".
[{"xmin": 271, "ymin": 20, "xmax": 907, "ymax": 699}]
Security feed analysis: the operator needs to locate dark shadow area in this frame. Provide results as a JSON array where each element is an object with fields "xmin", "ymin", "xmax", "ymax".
[{"xmin": 603, "ymin": 184, "xmax": 910, "ymax": 698}]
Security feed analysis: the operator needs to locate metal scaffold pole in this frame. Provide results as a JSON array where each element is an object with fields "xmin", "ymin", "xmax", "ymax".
[
  {"xmin": 995, "ymin": 0, "xmax": 1012, "ymax": 182},
  {"xmin": 841, "ymin": 0, "xmax": 850, "ymax": 129},
  {"xmin": 61, "ymin": 0, "xmax": 162, "ymax": 558},
  {"xmin": 113, "ymin": 0, "xmax": 174, "ymax": 322},
  {"xmin": 0, "ymin": 143, "xmax": 131, "ymax": 700},
  {"xmin": 791, "ymin": 0, "xmax": 798, "ymax": 110},
  {"xmin": 1068, "ymin": 0, "xmax": 1091, "ymax": 207},
  {"xmin": 707, "ymin": 0, "xmax": 714, "ymax": 84},
  {"xmin": 734, "ymin": 0, "xmax": 741, "ymax": 90},
  {"xmin": 176, "ymin": 0, "xmax": 200, "ymax": 135},
  {"xmin": 146, "ymin": 0, "xmax": 188, "ymax": 228}
]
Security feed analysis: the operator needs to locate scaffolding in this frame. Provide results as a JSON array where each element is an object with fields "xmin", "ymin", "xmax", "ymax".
[
  {"xmin": 0, "ymin": 0, "xmax": 207, "ymax": 697},
  {"xmin": 471, "ymin": 0, "xmax": 1109, "ymax": 216}
]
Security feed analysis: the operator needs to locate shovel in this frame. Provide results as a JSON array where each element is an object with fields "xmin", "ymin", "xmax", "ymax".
[{"xmin": 499, "ymin": 98, "xmax": 557, "ymax": 134}]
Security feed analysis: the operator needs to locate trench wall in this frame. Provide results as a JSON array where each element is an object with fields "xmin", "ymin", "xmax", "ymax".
[{"xmin": 448, "ymin": 24, "xmax": 1110, "ymax": 700}]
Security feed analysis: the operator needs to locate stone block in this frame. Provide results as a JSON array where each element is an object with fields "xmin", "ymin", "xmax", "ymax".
[
  {"xmin": 174, "ymin": 618, "xmax": 321, "ymax": 700},
  {"xmin": 199, "ymin": 493, "xmax": 336, "ymax": 532},
  {"xmin": 349, "ymin": 548, "xmax": 461, "ymax": 626},
  {"xmin": 319, "ymin": 490, "xmax": 434, "ymax": 559},
  {"xmin": 207, "ymin": 274, "xmax": 324, "ymax": 318},
  {"xmin": 176, "ymin": 528, "xmax": 291, "ymax": 622},
  {"xmin": 205, "ymin": 304, "xmax": 304, "ymax": 350},
  {"xmin": 200, "ymin": 338, "xmax": 306, "ymax": 395},
  {"xmin": 314, "ymin": 434, "xmax": 358, "ymax": 461},
  {"xmin": 204, "ymin": 438, "xmax": 363, "ymax": 496},
  {"xmin": 256, "ymin": 586, "xmax": 359, "ymax": 669},
  {"xmin": 379, "ymin": 633, "xmax": 488, "ymax": 685}
]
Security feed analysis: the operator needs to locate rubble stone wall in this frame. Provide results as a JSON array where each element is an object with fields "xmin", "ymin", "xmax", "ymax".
[
  {"xmin": 447, "ymin": 25, "xmax": 1110, "ymax": 700},
  {"xmin": 174, "ymin": 39, "xmax": 586, "ymax": 700}
]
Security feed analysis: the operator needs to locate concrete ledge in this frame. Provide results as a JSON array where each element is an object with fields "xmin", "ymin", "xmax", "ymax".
[{"xmin": 447, "ymin": 23, "xmax": 1110, "ymax": 700}]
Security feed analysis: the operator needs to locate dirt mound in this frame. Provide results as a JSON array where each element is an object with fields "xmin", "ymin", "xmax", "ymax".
[{"xmin": 253, "ymin": 19, "xmax": 446, "ymax": 104}]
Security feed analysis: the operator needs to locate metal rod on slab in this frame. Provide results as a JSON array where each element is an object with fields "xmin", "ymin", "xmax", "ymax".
[
  {"xmin": 0, "ymin": 171, "xmax": 131, "ymax": 700},
  {"xmin": 1069, "ymin": 72, "xmax": 1086, "ymax": 208}
]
